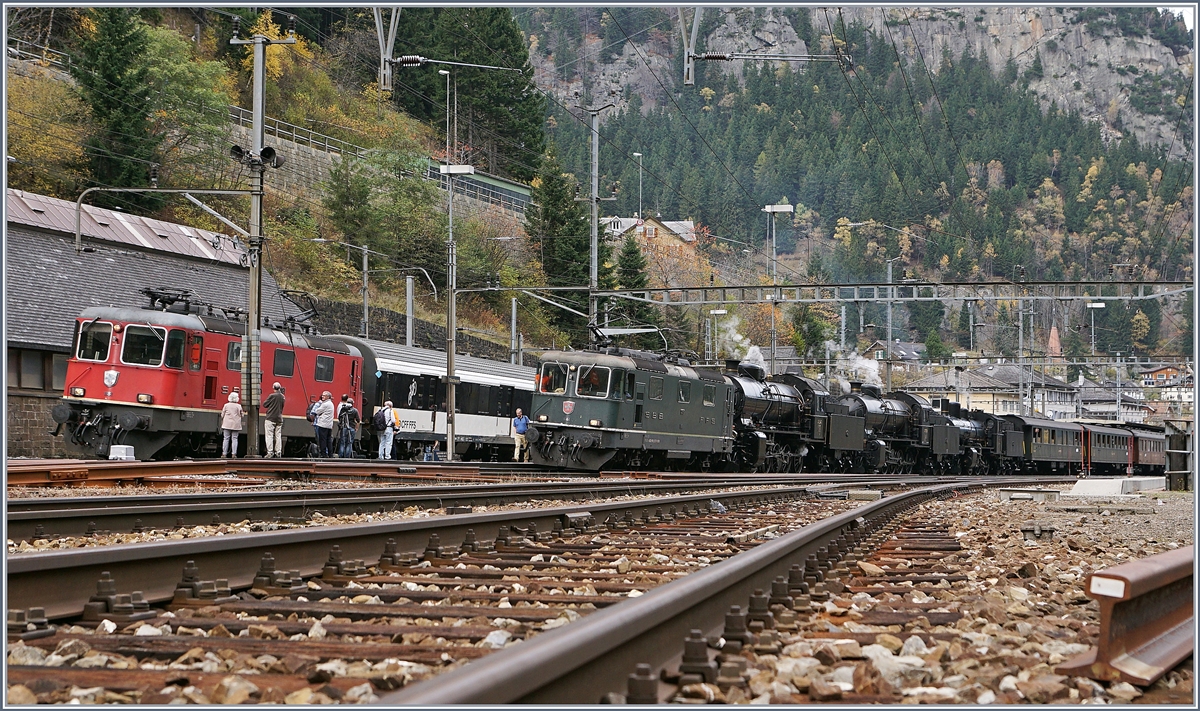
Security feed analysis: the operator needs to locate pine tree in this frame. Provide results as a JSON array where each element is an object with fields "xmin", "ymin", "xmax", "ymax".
[
  {"xmin": 525, "ymin": 147, "xmax": 591, "ymax": 343},
  {"xmin": 70, "ymin": 8, "xmax": 160, "ymax": 211},
  {"xmin": 956, "ymin": 303, "xmax": 972, "ymax": 348},
  {"xmin": 614, "ymin": 235, "xmax": 660, "ymax": 349}
]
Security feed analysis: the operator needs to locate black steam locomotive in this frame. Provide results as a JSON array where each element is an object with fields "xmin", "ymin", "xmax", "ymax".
[{"xmin": 526, "ymin": 348, "xmax": 1166, "ymax": 477}]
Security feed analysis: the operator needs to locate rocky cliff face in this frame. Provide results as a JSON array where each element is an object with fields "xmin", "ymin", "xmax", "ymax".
[{"xmin": 529, "ymin": 6, "xmax": 1193, "ymax": 160}]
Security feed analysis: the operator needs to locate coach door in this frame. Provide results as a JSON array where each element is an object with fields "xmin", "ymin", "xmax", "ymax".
[
  {"xmin": 616, "ymin": 371, "xmax": 635, "ymax": 429},
  {"xmin": 203, "ymin": 347, "xmax": 221, "ymax": 405}
]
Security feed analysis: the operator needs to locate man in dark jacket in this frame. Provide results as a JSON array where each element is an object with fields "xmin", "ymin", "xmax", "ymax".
[
  {"xmin": 337, "ymin": 397, "xmax": 360, "ymax": 458},
  {"xmin": 264, "ymin": 382, "xmax": 286, "ymax": 458}
]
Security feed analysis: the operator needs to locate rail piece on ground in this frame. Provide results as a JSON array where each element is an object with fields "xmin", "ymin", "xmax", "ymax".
[
  {"xmin": 1056, "ymin": 545, "xmax": 1194, "ymax": 686},
  {"xmin": 383, "ymin": 481, "xmax": 978, "ymax": 704}
]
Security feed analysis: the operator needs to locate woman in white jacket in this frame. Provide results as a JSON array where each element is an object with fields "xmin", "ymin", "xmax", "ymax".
[
  {"xmin": 220, "ymin": 392, "xmax": 244, "ymax": 458},
  {"xmin": 313, "ymin": 391, "xmax": 336, "ymax": 457}
]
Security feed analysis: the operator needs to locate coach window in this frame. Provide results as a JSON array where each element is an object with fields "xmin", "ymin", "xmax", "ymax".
[
  {"xmin": 164, "ymin": 330, "xmax": 186, "ymax": 369},
  {"xmin": 76, "ymin": 321, "xmax": 113, "ymax": 361},
  {"xmin": 226, "ymin": 342, "xmax": 242, "ymax": 371},
  {"xmin": 121, "ymin": 325, "xmax": 166, "ymax": 366},
  {"xmin": 575, "ymin": 365, "xmax": 610, "ymax": 398},
  {"xmin": 273, "ymin": 349, "xmax": 295, "ymax": 378},
  {"xmin": 703, "ymin": 384, "xmax": 716, "ymax": 406},
  {"xmin": 314, "ymin": 355, "xmax": 335, "ymax": 382},
  {"xmin": 649, "ymin": 376, "xmax": 664, "ymax": 400},
  {"xmin": 678, "ymin": 380, "xmax": 691, "ymax": 403}
]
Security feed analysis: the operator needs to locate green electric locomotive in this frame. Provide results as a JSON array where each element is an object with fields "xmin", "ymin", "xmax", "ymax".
[{"xmin": 525, "ymin": 349, "xmax": 734, "ymax": 470}]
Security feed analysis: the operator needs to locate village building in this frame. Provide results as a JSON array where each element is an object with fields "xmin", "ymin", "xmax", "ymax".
[
  {"xmin": 901, "ymin": 368, "xmax": 1021, "ymax": 414},
  {"xmin": 604, "ymin": 215, "xmax": 711, "ymax": 289},
  {"xmin": 970, "ymin": 364, "xmax": 1078, "ymax": 420}
]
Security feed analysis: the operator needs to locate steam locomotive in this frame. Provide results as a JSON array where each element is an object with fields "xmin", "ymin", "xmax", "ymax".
[
  {"xmin": 51, "ymin": 289, "xmax": 535, "ymax": 460},
  {"xmin": 526, "ymin": 348, "xmax": 1167, "ymax": 476}
]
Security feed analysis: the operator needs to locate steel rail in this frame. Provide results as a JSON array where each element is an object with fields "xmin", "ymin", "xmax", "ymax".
[
  {"xmin": 1056, "ymin": 545, "xmax": 1194, "ymax": 686},
  {"xmin": 383, "ymin": 481, "xmax": 980, "ymax": 704},
  {"xmin": 6, "ymin": 476, "xmax": 824, "ymax": 539},
  {"xmin": 6, "ymin": 486, "xmax": 816, "ymax": 620}
]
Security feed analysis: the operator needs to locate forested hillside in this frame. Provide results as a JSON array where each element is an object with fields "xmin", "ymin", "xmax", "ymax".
[
  {"xmin": 517, "ymin": 7, "xmax": 1194, "ymax": 357},
  {"xmin": 6, "ymin": 6, "xmax": 1193, "ymax": 359}
]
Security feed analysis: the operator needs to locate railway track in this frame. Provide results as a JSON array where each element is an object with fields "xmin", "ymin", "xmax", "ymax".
[
  {"xmin": 7, "ymin": 476, "xmax": 867, "ymax": 541},
  {"xmin": 4, "ymin": 458, "xmax": 554, "ymax": 488},
  {"xmin": 8, "ymin": 477, "xmax": 1114, "ymax": 705}
]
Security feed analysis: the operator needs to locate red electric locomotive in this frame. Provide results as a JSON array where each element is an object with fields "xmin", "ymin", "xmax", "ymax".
[{"xmin": 52, "ymin": 289, "xmax": 363, "ymax": 459}]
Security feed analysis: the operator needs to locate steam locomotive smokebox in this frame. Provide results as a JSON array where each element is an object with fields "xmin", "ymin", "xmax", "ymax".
[
  {"xmin": 828, "ymin": 414, "xmax": 865, "ymax": 451},
  {"xmin": 738, "ymin": 363, "xmax": 767, "ymax": 381}
]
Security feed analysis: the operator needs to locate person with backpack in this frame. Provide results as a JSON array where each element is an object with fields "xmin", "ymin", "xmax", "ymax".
[
  {"xmin": 375, "ymin": 400, "xmax": 397, "ymax": 460},
  {"xmin": 337, "ymin": 397, "xmax": 360, "ymax": 458}
]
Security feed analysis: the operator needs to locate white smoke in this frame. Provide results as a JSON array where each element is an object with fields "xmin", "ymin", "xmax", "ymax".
[
  {"xmin": 714, "ymin": 315, "xmax": 747, "ymax": 358},
  {"xmin": 743, "ymin": 345, "xmax": 766, "ymax": 369},
  {"xmin": 818, "ymin": 339, "xmax": 883, "ymax": 391}
]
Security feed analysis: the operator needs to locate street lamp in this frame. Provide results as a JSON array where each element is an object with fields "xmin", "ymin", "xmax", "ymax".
[
  {"xmin": 762, "ymin": 204, "xmax": 793, "ymax": 285},
  {"xmin": 1087, "ymin": 302, "xmax": 1105, "ymax": 355},
  {"xmin": 884, "ymin": 255, "xmax": 903, "ymax": 391},
  {"xmin": 632, "ymin": 152, "xmax": 643, "ymax": 218}
]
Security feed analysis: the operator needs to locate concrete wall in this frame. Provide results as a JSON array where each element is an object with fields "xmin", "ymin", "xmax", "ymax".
[{"xmin": 6, "ymin": 391, "xmax": 70, "ymax": 459}]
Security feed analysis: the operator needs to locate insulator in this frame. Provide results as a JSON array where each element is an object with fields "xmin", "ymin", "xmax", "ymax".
[
  {"xmin": 396, "ymin": 55, "xmax": 425, "ymax": 67},
  {"xmin": 231, "ymin": 16, "xmax": 241, "ymax": 38},
  {"xmin": 701, "ymin": 52, "xmax": 732, "ymax": 61},
  {"xmin": 287, "ymin": 15, "xmax": 296, "ymax": 35}
]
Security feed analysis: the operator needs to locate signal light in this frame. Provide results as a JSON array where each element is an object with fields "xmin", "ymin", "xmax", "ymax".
[
  {"xmin": 137, "ymin": 394, "xmax": 154, "ymax": 404},
  {"xmin": 588, "ymin": 419, "xmax": 603, "ymax": 427},
  {"xmin": 538, "ymin": 415, "xmax": 548, "ymax": 422},
  {"xmin": 70, "ymin": 387, "xmax": 86, "ymax": 397}
]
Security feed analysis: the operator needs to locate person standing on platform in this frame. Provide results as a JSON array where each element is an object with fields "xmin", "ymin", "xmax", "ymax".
[
  {"xmin": 338, "ymin": 398, "xmax": 360, "ymax": 458},
  {"xmin": 375, "ymin": 400, "xmax": 396, "ymax": 460},
  {"xmin": 263, "ymin": 383, "xmax": 286, "ymax": 458},
  {"xmin": 512, "ymin": 408, "xmax": 530, "ymax": 462},
  {"xmin": 220, "ymin": 392, "xmax": 244, "ymax": 458},
  {"xmin": 313, "ymin": 391, "xmax": 335, "ymax": 457}
]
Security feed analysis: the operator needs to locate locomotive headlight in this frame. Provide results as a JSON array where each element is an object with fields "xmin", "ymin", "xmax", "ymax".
[
  {"xmin": 137, "ymin": 393, "xmax": 154, "ymax": 404},
  {"xmin": 70, "ymin": 387, "xmax": 86, "ymax": 397},
  {"xmin": 538, "ymin": 415, "xmax": 548, "ymax": 422},
  {"xmin": 588, "ymin": 419, "xmax": 603, "ymax": 427}
]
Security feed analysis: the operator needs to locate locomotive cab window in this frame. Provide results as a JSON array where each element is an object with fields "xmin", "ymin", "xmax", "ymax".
[
  {"xmin": 649, "ymin": 376, "xmax": 664, "ymax": 400},
  {"xmin": 76, "ymin": 321, "xmax": 113, "ymax": 361},
  {"xmin": 539, "ymin": 363, "xmax": 568, "ymax": 394},
  {"xmin": 625, "ymin": 372, "xmax": 635, "ymax": 400},
  {"xmin": 164, "ymin": 330, "xmax": 186, "ymax": 369},
  {"xmin": 226, "ymin": 341, "xmax": 242, "ymax": 371},
  {"xmin": 678, "ymin": 380, "xmax": 691, "ymax": 403},
  {"xmin": 575, "ymin": 365, "xmax": 610, "ymax": 398},
  {"xmin": 703, "ymin": 384, "xmax": 716, "ymax": 407},
  {"xmin": 121, "ymin": 325, "xmax": 166, "ymax": 366},
  {"xmin": 314, "ymin": 356, "xmax": 335, "ymax": 382},
  {"xmin": 610, "ymin": 369, "xmax": 625, "ymax": 399},
  {"xmin": 273, "ymin": 349, "xmax": 295, "ymax": 378}
]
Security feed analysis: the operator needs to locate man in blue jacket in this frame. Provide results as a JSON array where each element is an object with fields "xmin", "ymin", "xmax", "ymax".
[{"xmin": 512, "ymin": 408, "xmax": 530, "ymax": 462}]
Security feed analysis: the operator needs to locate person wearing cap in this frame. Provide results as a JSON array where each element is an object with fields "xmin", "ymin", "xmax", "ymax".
[
  {"xmin": 337, "ymin": 397, "xmax": 360, "ymax": 458},
  {"xmin": 220, "ymin": 391, "xmax": 244, "ymax": 458},
  {"xmin": 263, "ymin": 383, "xmax": 286, "ymax": 458}
]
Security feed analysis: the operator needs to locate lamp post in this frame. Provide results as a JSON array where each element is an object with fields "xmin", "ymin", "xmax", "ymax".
[
  {"xmin": 229, "ymin": 15, "xmax": 296, "ymax": 457},
  {"xmin": 762, "ymin": 204, "xmax": 793, "ymax": 285},
  {"xmin": 632, "ymin": 152, "xmax": 643, "ymax": 218},
  {"xmin": 885, "ymin": 256, "xmax": 903, "ymax": 392},
  {"xmin": 1087, "ymin": 302, "xmax": 1105, "ymax": 355}
]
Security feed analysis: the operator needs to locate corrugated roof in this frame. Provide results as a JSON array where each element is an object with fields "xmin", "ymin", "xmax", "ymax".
[
  {"xmin": 6, "ymin": 188, "xmax": 245, "ymax": 265},
  {"xmin": 904, "ymin": 369, "xmax": 1014, "ymax": 391},
  {"xmin": 5, "ymin": 225, "xmax": 297, "ymax": 352}
]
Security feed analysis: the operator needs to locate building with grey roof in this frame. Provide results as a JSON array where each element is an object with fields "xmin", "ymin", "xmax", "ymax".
[{"xmin": 5, "ymin": 188, "xmax": 299, "ymax": 457}]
